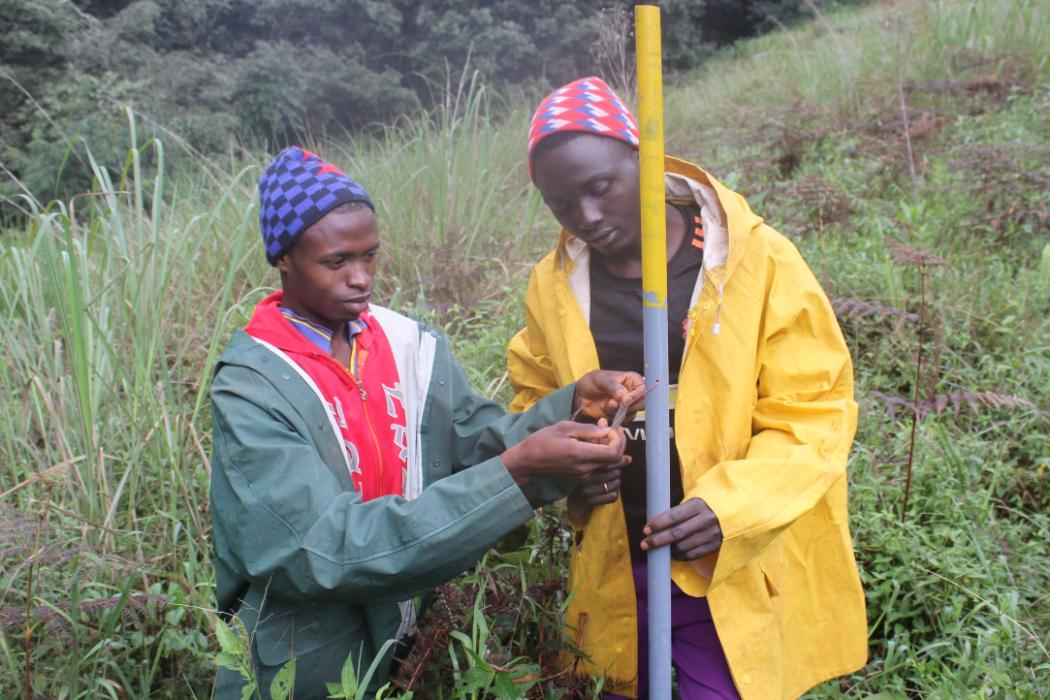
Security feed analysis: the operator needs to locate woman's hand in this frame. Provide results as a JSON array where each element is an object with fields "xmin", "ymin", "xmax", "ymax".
[
  {"xmin": 641, "ymin": 497, "xmax": 723, "ymax": 561},
  {"xmin": 566, "ymin": 454, "xmax": 632, "ymax": 521}
]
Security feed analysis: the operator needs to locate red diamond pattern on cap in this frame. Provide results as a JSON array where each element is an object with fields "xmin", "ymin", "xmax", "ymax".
[{"xmin": 527, "ymin": 76, "xmax": 639, "ymax": 168}]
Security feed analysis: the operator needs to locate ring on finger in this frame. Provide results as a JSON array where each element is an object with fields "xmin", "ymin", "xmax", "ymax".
[{"xmin": 603, "ymin": 482, "xmax": 609, "ymax": 494}]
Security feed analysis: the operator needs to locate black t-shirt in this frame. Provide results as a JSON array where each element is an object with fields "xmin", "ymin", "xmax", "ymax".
[{"xmin": 589, "ymin": 202, "xmax": 704, "ymax": 560}]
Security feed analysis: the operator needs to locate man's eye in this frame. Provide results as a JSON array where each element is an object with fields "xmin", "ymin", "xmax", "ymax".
[
  {"xmin": 325, "ymin": 260, "xmax": 344, "ymax": 269},
  {"xmin": 592, "ymin": 181, "xmax": 611, "ymax": 196}
]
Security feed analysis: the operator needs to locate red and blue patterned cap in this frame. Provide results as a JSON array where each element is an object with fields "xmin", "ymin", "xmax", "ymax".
[
  {"xmin": 258, "ymin": 147, "xmax": 374, "ymax": 265},
  {"xmin": 527, "ymin": 76, "xmax": 639, "ymax": 174}
]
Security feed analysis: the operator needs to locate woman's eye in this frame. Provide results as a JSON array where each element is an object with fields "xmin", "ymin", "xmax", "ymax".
[{"xmin": 547, "ymin": 201, "xmax": 571, "ymax": 216}]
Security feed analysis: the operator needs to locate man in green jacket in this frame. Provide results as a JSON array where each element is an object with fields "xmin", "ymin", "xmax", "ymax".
[{"xmin": 210, "ymin": 147, "xmax": 641, "ymax": 699}]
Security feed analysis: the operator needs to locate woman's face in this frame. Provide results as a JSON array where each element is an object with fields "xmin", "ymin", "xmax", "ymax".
[{"xmin": 532, "ymin": 134, "xmax": 641, "ymax": 259}]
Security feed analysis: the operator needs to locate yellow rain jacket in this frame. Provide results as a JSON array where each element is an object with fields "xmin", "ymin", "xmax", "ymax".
[{"xmin": 508, "ymin": 157, "xmax": 867, "ymax": 699}]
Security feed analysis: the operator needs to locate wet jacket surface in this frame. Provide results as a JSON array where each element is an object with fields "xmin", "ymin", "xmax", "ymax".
[
  {"xmin": 211, "ymin": 305, "xmax": 574, "ymax": 699},
  {"xmin": 507, "ymin": 157, "xmax": 868, "ymax": 699}
]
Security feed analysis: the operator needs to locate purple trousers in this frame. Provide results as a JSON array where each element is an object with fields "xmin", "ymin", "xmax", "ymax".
[{"xmin": 604, "ymin": 561, "xmax": 740, "ymax": 700}]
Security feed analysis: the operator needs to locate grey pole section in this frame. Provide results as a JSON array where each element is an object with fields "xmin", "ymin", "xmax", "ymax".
[{"xmin": 644, "ymin": 303, "xmax": 672, "ymax": 700}]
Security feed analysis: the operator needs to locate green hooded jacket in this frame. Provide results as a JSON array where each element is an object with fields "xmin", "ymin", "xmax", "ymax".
[{"xmin": 210, "ymin": 305, "xmax": 574, "ymax": 699}]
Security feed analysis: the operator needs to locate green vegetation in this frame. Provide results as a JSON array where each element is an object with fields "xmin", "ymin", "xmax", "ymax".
[{"xmin": 1, "ymin": 0, "xmax": 1047, "ymax": 697}]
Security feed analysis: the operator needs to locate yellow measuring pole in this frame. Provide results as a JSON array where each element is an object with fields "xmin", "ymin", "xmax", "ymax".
[
  {"xmin": 637, "ymin": 5, "xmax": 667, "ymax": 309},
  {"xmin": 636, "ymin": 5, "xmax": 673, "ymax": 699}
]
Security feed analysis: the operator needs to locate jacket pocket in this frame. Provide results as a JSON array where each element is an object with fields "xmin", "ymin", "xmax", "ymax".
[{"xmin": 254, "ymin": 602, "xmax": 363, "ymax": 667}]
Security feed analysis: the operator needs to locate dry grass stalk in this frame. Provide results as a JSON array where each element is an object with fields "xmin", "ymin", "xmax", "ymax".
[
  {"xmin": 887, "ymin": 239, "xmax": 949, "ymax": 519},
  {"xmin": 592, "ymin": 5, "xmax": 635, "ymax": 102},
  {"xmin": 0, "ymin": 592, "xmax": 167, "ymax": 636},
  {"xmin": 778, "ymin": 174, "xmax": 855, "ymax": 228},
  {"xmin": 831, "ymin": 296, "xmax": 919, "ymax": 324},
  {"xmin": 870, "ymin": 390, "xmax": 1037, "ymax": 422},
  {"xmin": 0, "ymin": 457, "xmax": 84, "ymax": 499},
  {"xmin": 0, "ymin": 504, "xmax": 139, "ymax": 606},
  {"xmin": 898, "ymin": 78, "xmax": 918, "ymax": 186},
  {"xmin": 888, "ymin": 239, "xmax": 948, "ymax": 268},
  {"xmin": 905, "ymin": 76, "xmax": 1019, "ymax": 97}
]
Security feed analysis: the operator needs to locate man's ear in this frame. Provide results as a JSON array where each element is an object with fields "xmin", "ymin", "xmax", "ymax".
[{"xmin": 275, "ymin": 252, "xmax": 290, "ymax": 274}]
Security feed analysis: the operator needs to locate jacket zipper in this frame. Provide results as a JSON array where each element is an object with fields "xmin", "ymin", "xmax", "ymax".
[
  {"xmin": 319, "ymin": 350, "xmax": 387, "ymax": 493},
  {"xmin": 347, "ymin": 346, "xmax": 385, "ymax": 491},
  {"xmin": 357, "ymin": 383, "xmax": 385, "ymax": 490}
]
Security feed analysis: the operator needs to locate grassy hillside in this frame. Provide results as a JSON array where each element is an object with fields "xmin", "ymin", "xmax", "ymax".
[{"xmin": 1, "ymin": 0, "xmax": 1047, "ymax": 697}]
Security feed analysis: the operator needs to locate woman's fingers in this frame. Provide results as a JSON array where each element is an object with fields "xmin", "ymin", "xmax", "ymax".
[
  {"xmin": 573, "ymin": 458, "xmax": 630, "ymax": 505},
  {"xmin": 580, "ymin": 476, "xmax": 621, "ymax": 500},
  {"xmin": 640, "ymin": 498, "xmax": 723, "ymax": 557},
  {"xmin": 674, "ymin": 539, "xmax": 723, "ymax": 561},
  {"xmin": 641, "ymin": 514, "xmax": 705, "ymax": 550},
  {"xmin": 670, "ymin": 526, "xmax": 723, "ymax": 561}
]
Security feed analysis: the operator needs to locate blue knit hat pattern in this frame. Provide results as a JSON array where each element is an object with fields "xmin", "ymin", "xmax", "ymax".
[{"xmin": 258, "ymin": 147, "xmax": 374, "ymax": 265}]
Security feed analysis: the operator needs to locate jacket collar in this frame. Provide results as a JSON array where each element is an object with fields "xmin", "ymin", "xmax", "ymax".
[{"xmin": 244, "ymin": 290, "xmax": 374, "ymax": 357}]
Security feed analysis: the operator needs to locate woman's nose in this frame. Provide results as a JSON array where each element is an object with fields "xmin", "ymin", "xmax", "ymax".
[{"xmin": 578, "ymin": 198, "xmax": 602, "ymax": 230}]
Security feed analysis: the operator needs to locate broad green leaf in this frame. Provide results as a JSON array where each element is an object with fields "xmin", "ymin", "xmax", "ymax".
[
  {"xmin": 270, "ymin": 657, "xmax": 296, "ymax": 700},
  {"xmin": 492, "ymin": 671, "xmax": 525, "ymax": 699},
  {"xmin": 325, "ymin": 680, "xmax": 347, "ymax": 698},
  {"xmin": 214, "ymin": 617, "xmax": 245, "ymax": 656},
  {"xmin": 340, "ymin": 649, "xmax": 358, "ymax": 696},
  {"xmin": 459, "ymin": 665, "xmax": 494, "ymax": 694},
  {"xmin": 213, "ymin": 652, "xmax": 242, "ymax": 671}
]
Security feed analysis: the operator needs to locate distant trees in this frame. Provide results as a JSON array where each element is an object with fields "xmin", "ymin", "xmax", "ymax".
[{"xmin": 0, "ymin": 0, "xmax": 862, "ymax": 206}]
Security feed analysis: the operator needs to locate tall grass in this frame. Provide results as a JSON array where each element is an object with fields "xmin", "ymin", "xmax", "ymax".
[
  {"xmin": 1, "ymin": 0, "xmax": 1047, "ymax": 697},
  {"xmin": 315, "ymin": 76, "xmax": 548, "ymax": 314},
  {"xmin": 0, "ymin": 110, "xmax": 264, "ymax": 697}
]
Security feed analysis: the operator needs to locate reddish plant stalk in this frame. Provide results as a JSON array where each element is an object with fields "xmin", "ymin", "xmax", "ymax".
[{"xmin": 901, "ymin": 263, "xmax": 927, "ymax": 519}]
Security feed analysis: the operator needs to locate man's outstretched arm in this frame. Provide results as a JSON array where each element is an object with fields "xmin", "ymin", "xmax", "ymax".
[{"xmin": 210, "ymin": 365, "xmax": 624, "ymax": 606}]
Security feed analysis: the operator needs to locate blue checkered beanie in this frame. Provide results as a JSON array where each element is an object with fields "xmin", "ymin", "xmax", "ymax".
[{"xmin": 258, "ymin": 147, "xmax": 374, "ymax": 265}]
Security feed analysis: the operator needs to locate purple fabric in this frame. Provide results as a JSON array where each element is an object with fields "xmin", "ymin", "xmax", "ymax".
[{"xmin": 604, "ymin": 561, "xmax": 740, "ymax": 700}]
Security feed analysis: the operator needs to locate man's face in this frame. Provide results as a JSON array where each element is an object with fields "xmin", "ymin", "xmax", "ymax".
[
  {"xmin": 277, "ymin": 207, "xmax": 380, "ymax": 327},
  {"xmin": 532, "ymin": 134, "xmax": 641, "ymax": 258}
]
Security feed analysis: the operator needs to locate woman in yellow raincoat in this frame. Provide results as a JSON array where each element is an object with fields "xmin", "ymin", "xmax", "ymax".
[{"xmin": 508, "ymin": 77, "xmax": 868, "ymax": 699}]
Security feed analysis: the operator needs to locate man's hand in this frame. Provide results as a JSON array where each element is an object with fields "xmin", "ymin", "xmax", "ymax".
[
  {"xmin": 502, "ymin": 421, "xmax": 626, "ymax": 486},
  {"xmin": 641, "ymin": 497, "xmax": 723, "ymax": 561},
  {"xmin": 573, "ymin": 370, "xmax": 646, "ymax": 422}
]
